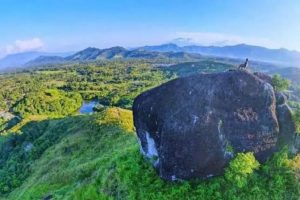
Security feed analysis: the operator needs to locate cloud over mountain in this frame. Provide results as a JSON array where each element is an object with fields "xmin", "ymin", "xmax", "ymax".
[
  {"xmin": 0, "ymin": 38, "xmax": 44, "ymax": 58},
  {"xmin": 172, "ymin": 32, "xmax": 276, "ymax": 48}
]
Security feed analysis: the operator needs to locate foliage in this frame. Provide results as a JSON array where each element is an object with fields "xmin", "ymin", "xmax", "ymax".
[
  {"xmin": 292, "ymin": 108, "xmax": 300, "ymax": 134},
  {"xmin": 272, "ymin": 74, "xmax": 290, "ymax": 91},
  {"xmin": 0, "ymin": 73, "xmax": 46, "ymax": 111},
  {"xmin": 13, "ymin": 89, "xmax": 82, "ymax": 117},
  {"xmin": 0, "ymin": 60, "xmax": 299, "ymax": 199},
  {"xmin": 0, "ymin": 117, "xmax": 7, "ymax": 132},
  {"xmin": 0, "ymin": 116, "xmax": 20, "ymax": 135},
  {"xmin": 0, "ymin": 108, "xmax": 133, "ymax": 196},
  {"xmin": 0, "ymin": 110, "xmax": 299, "ymax": 199},
  {"xmin": 288, "ymin": 154, "xmax": 300, "ymax": 170},
  {"xmin": 288, "ymin": 100, "xmax": 300, "ymax": 110},
  {"xmin": 95, "ymin": 107, "xmax": 134, "ymax": 132},
  {"xmin": 225, "ymin": 152, "xmax": 260, "ymax": 188},
  {"xmin": 0, "ymin": 60, "xmax": 234, "ymax": 113},
  {"xmin": 225, "ymin": 141, "xmax": 234, "ymax": 153}
]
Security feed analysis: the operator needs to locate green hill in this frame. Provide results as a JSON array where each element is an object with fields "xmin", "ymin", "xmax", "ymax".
[
  {"xmin": 0, "ymin": 107, "xmax": 299, "ymax": 200},
  {"xmin": 1, "ymin": 108, "xmax": 136, "ymax": 199},
  {"xmin": 0, "ymin": 60, "xmax": 299, "ymax": 199}
]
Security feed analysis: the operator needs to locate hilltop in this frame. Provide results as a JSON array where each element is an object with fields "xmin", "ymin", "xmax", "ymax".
[
  {"xmin": 0, "ymin": 59, "xmax": 299, "ymax": 199},
  {"xmin": 0, "ymin": 107, "xmax": 299, "ymax": 199},
  {"xmin": 25, "ymin": 47, "xmax": 202, "ymax": 67}
]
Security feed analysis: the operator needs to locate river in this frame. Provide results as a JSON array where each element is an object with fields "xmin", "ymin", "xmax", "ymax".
[{"xmin": 79, "ymin": 101, "xmax": 98, "ymax": 114}]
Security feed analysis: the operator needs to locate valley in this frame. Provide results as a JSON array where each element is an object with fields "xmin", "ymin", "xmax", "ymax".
[
  {"xmin": 2, "ymin": 1, "xmax": 300, "ymax": 199},
  {"xmin": 0, "ymin": 56, "xmax": 299, "ymax": 199}
]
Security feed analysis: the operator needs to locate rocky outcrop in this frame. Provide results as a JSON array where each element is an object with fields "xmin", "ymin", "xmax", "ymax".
[
  {"xmin": 275, "ymin": 92, "xmax": 295, "ymax": 148},
  {"xmin": 133, "ymin": 70, "xmax": 296, "ymax": 181},
  {"xmin": 253, "ymin": 72, "xmax": 272, "ymax": 84}
]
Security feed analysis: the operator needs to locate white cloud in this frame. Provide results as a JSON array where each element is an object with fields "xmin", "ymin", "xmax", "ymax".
[
  {"xmin": 171, "ymin": 32, "xmax": 277, "ymax": 48},
  {"xmin": 0, "ymin": 38, "xmax": 44, "ymax": 58}
]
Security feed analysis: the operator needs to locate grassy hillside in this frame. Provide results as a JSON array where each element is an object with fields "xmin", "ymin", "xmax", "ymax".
[
  {"xmin": 0, "ymin": 107, "xmax": 136, "ymax": 199},
  {"xmin": 0, "ymin": 60, "xmax": 299, "ymax": 199},
  {"xmin": 0, "ymin": 107, "xmax": 299, "ymax": 200}
]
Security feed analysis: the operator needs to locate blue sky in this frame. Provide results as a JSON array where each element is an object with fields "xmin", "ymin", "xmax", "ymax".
[{"xmin": 1, "ymin": 0, "xmax": 300, "ymax": 57}]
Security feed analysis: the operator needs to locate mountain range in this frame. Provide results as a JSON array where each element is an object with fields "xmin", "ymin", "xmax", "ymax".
[
  {"xmin": 138, "ymin": 43, "xmax": 300, "ymax": 66},
  {"xmin": 25, "ymin": 47, "xmax": 202, "ymax": 67},
  {"xmin": 1, "ymin": 43, "xmax": 300, "ymax": 70},
  {"xmin": 0, "ymin": 51, "xmax": 73, "ymax": 70}
]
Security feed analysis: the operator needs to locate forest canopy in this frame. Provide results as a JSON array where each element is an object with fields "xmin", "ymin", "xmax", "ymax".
[{"xmin": 13, "ymin": 89, "xmax": 82, "ymax": 117}]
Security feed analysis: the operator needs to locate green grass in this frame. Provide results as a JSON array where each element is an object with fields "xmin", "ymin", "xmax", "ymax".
[
  {"xmin": 7, "ymin": 116, "xmax": 136, "ymax": 199},
  {"xmin": 0, "ymin": 107, "xmax": 299, "ymax": 200},
  {"xmin": 1, "ymin": 107, "xmax": 135, "ymax": 198},
  {"xmin": 0, "ymin": 59, "xmax": 300, "ymax": 199}
]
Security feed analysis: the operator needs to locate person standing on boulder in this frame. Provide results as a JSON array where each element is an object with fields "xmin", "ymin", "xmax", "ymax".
[{"xmin": 238, "ymin": 58, "xmax": 249, "ymax": 70}]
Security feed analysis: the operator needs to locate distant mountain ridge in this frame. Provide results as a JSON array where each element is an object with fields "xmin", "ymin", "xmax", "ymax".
[
  {"xmin": 137, "ymin": 43, "xmax": 182, "ymax": 53},
  {"xmin": 2, "ymin": 43, "xmax": 300, "ymax": 70},
  {"xmin": 0, "ymin": 51, "xmax": 74, "ymax": 70},
  {"xmin": 138, "ymin": 43, "xmax": 300, "ymax": 64},
  {"xmin": 26, "ymin": 46, "xmax": 203, "ymax": 66},
  {"xmin": 137, "ymin": 43, "xmax": 300, "ymax": 65},
  {"xmin": 26, "ymin": 56, "xmax": 66, "ymax": 66}
]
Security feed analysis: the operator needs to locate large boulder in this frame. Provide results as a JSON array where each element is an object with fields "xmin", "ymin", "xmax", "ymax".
[{"xmin": 133, "ymin": 70, "xmax": 296, "ymax": 181}]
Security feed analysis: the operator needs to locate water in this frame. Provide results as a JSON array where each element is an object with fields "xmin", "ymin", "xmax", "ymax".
[{"xmin": 79, "ymin": 101, "xmax": 98, "ymax": 114}]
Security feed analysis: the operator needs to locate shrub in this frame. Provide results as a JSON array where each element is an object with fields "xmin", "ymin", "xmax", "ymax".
[
  {"xmin": 292, "ymin": 109, "xmax": 300, "ymax": 134},
  {"xmin": 225, "ymin": 152, "xmax": 260, "ymax": 188},
  {"xmin": 116, "ymin": 97, "xmax": 133, "ymax": 109},
  {"xmin": 288, "ymin": 154, "xmax": 300, "ymax": 170},
  {"xmin": 271, "ymin": 74, "xmax": 290, "ymax": 91},
  {"xmin": 0, "ymin": 117, "xmax": 7, "ymax": 132}
]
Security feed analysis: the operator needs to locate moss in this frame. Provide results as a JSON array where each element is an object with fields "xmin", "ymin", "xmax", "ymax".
[{"xmin": 226, "ymin": 143, "xmax": 235, "ymax": 153}]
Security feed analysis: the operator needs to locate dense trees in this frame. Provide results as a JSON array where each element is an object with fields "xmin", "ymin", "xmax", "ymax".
[
  {"xmin": 0, "ymin": 61, "xmax": 299, "ymax": 116},
  {"xmin": 0, "ymin": 61, "xmax": 169, "ymax": 113},
  {"xmin": 272, "ymin": 74, "xmax": 290, "ymax": 91},
  {"xmin": 13, "ymin": 89, "xmax": 82, "ymax": 117},
  {"xmin": 0, "ymin": 117, "xmax": 6, "ymax": 132},
  {"xmin": 0, "ymin": 60, "xmax": 299, "ymax": 199}
]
